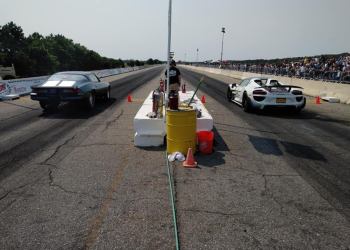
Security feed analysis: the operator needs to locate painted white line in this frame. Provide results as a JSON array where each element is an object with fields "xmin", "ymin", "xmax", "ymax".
[
  {"xmin": 42, "ymin": 80, "xmax": 59, "ymax": 87},
  {"xmin": 59, "ymin": 81, "xmax": 75, "ymax": 87}
]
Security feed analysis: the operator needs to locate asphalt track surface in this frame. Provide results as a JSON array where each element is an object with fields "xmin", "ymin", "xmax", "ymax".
[
  {"xmin": 0, "ymin": 67, "xmax": 162, "ymax": 177},
  {"xmin": 1, "ymin": 65, "xmax": 350, "ymax": 249},
  {"xmin": 0, "ymin": 66, "xmax": 174, "ymax": 249},
  {"xmin": 181, "ymin": 67, "xmax": 350, "ymax": 222}
]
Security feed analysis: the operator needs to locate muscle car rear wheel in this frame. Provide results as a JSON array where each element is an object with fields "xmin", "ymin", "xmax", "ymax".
[
  {"xmin": 105, "ymin": 87, "xmax": 110, "ymax": 101},
  {"xmin": 85, "ymin": 92, "xmax": 96, "ymax": 109}
]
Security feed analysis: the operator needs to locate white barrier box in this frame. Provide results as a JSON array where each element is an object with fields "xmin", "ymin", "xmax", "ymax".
[{"xmin": 134, "ymin": 90, "xmax": 213, "ymax": 147}]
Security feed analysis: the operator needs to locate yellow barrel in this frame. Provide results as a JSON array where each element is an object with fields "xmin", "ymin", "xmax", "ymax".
[{"xmin": 167, "ymin": 108, "xmax": 197, "ymax": 155}]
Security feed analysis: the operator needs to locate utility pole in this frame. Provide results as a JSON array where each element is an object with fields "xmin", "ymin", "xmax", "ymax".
[
  {"xmin": 220, "ymin": 27, "xmax": 225, "ymax": 67},
  {"xmin": 166, "ymin": 0, "xmax": 172, "ymax": 100}
]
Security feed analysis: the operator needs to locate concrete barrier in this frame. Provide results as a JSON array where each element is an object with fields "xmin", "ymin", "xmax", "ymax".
[
  {"xmin": 182, "ymin": 65, "xmax": 350, "ymax": 104},
  {"xmin": 0, "ymin": 76, "xmax": 49, "ymax": 99}
]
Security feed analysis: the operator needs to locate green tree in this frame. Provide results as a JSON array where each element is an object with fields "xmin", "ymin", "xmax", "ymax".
[
  {"xmin": 0, "ymin": 22, "xmax": 26, "ymax": 65},
  {"xmin": 127, "ymin": 60, "xmax": 135, "ymax": 67},
  {"xmin": 0, "ymin": 22, "xmax": 134, "ymax": 77},
  {"xmin": 146, "ymin": 58, "xmax": 154, "ymax": 65}
]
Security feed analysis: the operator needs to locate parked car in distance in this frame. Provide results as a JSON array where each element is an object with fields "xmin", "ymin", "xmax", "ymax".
[
  {"xmin": 227, "ymin": 77, "xmax": 306, "ymax": 113},
  {"xmin": 31, "ymin": 71, "xmax": 110, "ymax": 110},
  {"xmin": 0, "ymin": 64, "xmax": 16, "ymax": 80}
]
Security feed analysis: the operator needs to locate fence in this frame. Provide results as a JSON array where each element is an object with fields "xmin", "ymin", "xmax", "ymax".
[{"xmin": 196, "ymin": 63, "xmax": 350, "ymax": 84}]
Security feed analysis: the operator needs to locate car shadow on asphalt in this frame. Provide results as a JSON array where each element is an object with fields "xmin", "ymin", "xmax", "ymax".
[
  {"xmin": 137, "ymin": 145, "xmax": 166, "ymax": 152},
  {"xmin": 39, "ymin": 98, "xmax": 116, "ymax": 119},
  {"xmin": 248, "ymin": 134, "xmax": 327, "ymax": 162},
  {"xmin": 253, "ymin": 109, "xmax": 350, "ymax": 126}
]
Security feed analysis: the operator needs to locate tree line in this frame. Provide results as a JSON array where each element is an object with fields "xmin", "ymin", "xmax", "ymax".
[{"xmin": 0, "ymin": 22, "xmax": 161, "ymax": 77}]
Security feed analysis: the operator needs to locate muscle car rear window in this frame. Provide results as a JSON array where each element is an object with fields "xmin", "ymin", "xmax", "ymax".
[{"xmin": 48, "ymin": 74, "xmax": 88, "ymax": 82}]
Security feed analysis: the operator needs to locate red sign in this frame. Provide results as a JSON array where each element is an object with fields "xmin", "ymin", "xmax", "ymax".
[{"xmin": 0, "ymin": 83, "xmax": 7, "ymax": 93}]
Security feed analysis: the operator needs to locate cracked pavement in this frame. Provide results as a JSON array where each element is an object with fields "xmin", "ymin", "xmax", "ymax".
[
  {"xmin": 1, "ymin": 64, "xmax": 350, "ymax": 249},
  {"xmin": 0, "ymin": 67, "xmax": 175, "ymax": 249},
  {"xmin": 172, "ymin": 68, "xmax": 350, "ymax": 249}
]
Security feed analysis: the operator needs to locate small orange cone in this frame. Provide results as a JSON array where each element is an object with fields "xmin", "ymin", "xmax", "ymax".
[
  {"xmin": 183, "ymin": 148, "xmax": 197, "ymax": 168},
  {"xmin": 201, "ymin": 95, "xmax": 206, "ymax": 104},
  {"xmin": 315, "ymin": 96, "xmax": 321, "ymax": 104},
  {"xmin": 127, "ymin": 94, "xmax": 132, "ymax": 102}
]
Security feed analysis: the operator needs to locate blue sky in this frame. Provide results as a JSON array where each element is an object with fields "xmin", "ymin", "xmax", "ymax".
[{"xmin": 1, "ymin": 0, "xmax": 349, "ymax": 61}]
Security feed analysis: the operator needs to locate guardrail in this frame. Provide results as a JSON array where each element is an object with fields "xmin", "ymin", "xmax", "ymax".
[{"xmin": 0, "ymin": 66, "xmax": 145, "ymax": 100}]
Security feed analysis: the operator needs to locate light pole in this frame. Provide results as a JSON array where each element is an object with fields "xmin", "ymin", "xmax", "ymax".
[
  {"xmin": 166, "ymin": 0, "xmax": 173, "ymax": 100},
  {"xmin": 220, "ymin": 27, "xmax": 225, "ymax": 67},
  {"xmin": 196, "ymin": 48, "xmax": 199, "ymax": 65}
]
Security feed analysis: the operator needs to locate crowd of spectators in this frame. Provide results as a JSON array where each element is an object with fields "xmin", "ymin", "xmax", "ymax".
[{"xmin": 209, "ymin": 54, "xmax": 350, "ymax": 83}]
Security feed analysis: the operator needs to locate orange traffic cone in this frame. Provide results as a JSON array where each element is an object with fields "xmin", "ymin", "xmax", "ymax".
[
  {"xmin": 183, "ymin": 148, "xmax": 197, "ymax": 168},
  {"xmin": 201, "ymin": 95, "xmax": 206, "ymax": 104},
  {"xmin": 315, "ymin": 96, "xmax": 321, "ymax": 104},
  {"xmin": 127, "ymin": 94, "xmax": 132, "ymax": 102}
]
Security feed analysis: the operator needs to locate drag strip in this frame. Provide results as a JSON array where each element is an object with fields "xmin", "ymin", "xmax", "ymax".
[
  {"xmin": 0, "ymin": 66, "xmax": 163, "ymax": 180},
  {"xmin": 181, "ymin": 67, "xmax": 350, "ymax": 221}
]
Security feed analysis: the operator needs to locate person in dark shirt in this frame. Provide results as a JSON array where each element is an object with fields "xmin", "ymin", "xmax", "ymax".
[{"xmin": 165, "ymin": 60, "xmax": 181, "ymax": 91}]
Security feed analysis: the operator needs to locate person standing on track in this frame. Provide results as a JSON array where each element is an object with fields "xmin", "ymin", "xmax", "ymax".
[{"xmin": 165, "ymin": 60, "xmax": 181, "ymax": 91}]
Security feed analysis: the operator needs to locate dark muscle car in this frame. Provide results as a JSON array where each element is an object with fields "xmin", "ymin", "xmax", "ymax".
[{"xmin": 31, "ymin": 71, "xmax": 110, "ymax": 110}]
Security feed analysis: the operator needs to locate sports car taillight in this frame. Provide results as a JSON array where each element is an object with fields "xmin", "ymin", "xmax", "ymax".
[
  {"xmin": 253, "ymin": 89, "xmax": 267, "ymax": 102},
  {"xmin": 253, "ymin": 90, "xmax": 267, "ymax": 95},
  {"xmin": 292, "ymin": 90, "xmax": 303, "ymax": 95}
]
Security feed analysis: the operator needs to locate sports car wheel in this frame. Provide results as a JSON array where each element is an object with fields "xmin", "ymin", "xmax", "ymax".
[
  {"xmin": 86, "ymin": 92, "xmax": 96, "ymax": 109},
  {"xmin": 294, "ymin": 107, "xmax": 302, "ymax": 114},
  {"xmin": 226, "ymin": 87, "xmax": 233, "ymax": 101},
  {"xmin": 243, "ymin": 95, "xmax": 252, "ymax": 113}
]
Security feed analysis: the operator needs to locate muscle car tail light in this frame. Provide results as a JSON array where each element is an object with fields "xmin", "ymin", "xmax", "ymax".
[
  {"xmin": 72, "ymin": 88, "xmax": 80, "ymax": 94},
  {"xmin": 34, "ymin": 88, "xmax": 48, "ymax": 93},
  {"xmin": 62, "ymin": 88, "xmax": 80, "ymax": 94}
]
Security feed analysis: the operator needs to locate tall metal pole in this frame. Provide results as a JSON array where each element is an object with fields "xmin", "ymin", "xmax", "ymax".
[
  {"xmin": 166, "ymin": 0, "xmax": 172, "ymax": 101},
  {"xmin": 220, "ymin": 27, "xmax": 225, "ymax": 67},
  {"xmin": 196, "ymin": 48, "xmax": 199, "ymax": 64}
]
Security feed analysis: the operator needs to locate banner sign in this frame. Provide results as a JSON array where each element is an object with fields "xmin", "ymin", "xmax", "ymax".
[{"xmin": 0, "ymin": 76, "xmax": 48, "ymax": 99}]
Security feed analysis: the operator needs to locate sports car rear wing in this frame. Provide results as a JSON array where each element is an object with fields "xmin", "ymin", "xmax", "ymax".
[{"xmin": 257, "ymin": 85, "xmax": 303, "ymax": 92}]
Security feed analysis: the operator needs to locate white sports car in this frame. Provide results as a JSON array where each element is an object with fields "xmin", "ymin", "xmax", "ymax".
[{"xmin": 226, "ymin": 77, "xmax": 306, "ymax": 112}]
